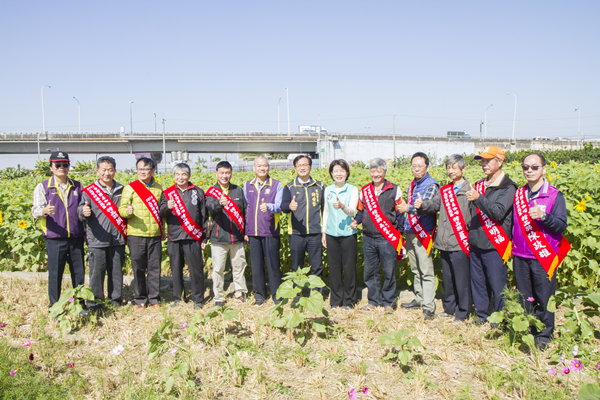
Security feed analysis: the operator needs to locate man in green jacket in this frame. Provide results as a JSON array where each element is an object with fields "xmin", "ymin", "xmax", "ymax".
[{"xmin": 118, "ymin": 157, "xmax": 164, "ymax": 309}]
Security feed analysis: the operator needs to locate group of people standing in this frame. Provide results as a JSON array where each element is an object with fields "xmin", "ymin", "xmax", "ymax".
[{"xmin": 32, "ymin": 145, "xmax": 569, "ymax": 350}]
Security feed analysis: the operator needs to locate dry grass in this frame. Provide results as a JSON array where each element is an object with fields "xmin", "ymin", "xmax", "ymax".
[{"xmin": 0, "ymin": 275, "xmax": 596, "ymax": 399}]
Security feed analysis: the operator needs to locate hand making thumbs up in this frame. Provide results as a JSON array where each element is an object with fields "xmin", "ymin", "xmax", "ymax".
[
  {"xmin": 414, "ymin": 193, "xmax": 423, "ymax": 209},
  {"xmin": 530, "ymin": 199, "xmax": 544, "ymax": 220},
  {"xmin": 44, "ymin": 200, "xmax": 55, "ymax": 216},
  {"xmin": 260, "ymin": 198, "xmax": 268, "ymax": 213},
  {"xmin": 350, "ymin": 217, "xmax": 358, "ymax": 231},
  {"xmin": 82, "ymin": 200, "xmax": 92, "ymax": 217},
  {"xmin": 127, "ymin": 201, "xmax": 134, "ymax": 215},
  {"xmin": 465, "ymin": 182, "xmax": 479, "ymax": 202},
  {"xmin": 219, "ymin": 192, "xmax": 228, "ymax": 207},
  {"xmin": 167, "ymin": 194, "xmax": 175, "ymax": 210},
  {"xmin": 289, "ymin": 195, "xmax": 298, "ymax": 211},
  {"xmin": 333, "ymin": 194, "xmax": 344, "ymax": 210}
]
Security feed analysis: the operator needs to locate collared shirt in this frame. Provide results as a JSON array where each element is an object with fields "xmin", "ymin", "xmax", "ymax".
[
  {"xmin": 407, "ymin": 180, "xmax": 440, "ymax": 216},
  {"xmin": 32, "ymin": 179, "xmax": 69, "ymax": 219}
]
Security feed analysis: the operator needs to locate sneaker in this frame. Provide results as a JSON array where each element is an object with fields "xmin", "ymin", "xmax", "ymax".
[
  {"xmin": 438, "ymin": 312, "xmax": 454, "ymax": 318},
  {"xmin": 150, "ymin": 304, "xmax": 161, "ymax": 309},
  {"xmin": 79, "ymin": 309, "xmax": 90, "ymax": 317},
  {"xmin": 193, "ymin": 302, "xmax": 204, "ymax": 310},
  {"xmin": 360, "ymin": 304, "xmax": 377, "ymax": 311},
  {"xmin": 254, "ymin": 299, "xmax": 265, "ymax": 307},
  {"xmin": 342, "ymin": 306, "xmax": 352, "ymax": 311},
  {"xmin": 215, "ymin": 301, "xmax": 225, "ymax": 307},
  {"xmin": 331, "ymin": 305, "xmax": 342, "ymax": 310},
  {"xmin": 401, "ymin": 299, "xmax": 421, "ymax": 309},
  {"xmin": 135, "ymin": 304, "xmax": 146, "ymax": 310},
  {"xmin": 384, "ymin": 306, "xmax": 394, "ymax": 314},
  {"xmin": 423, "ymin": 310, "xmax": 435, "ymax": 321},
  {"xmin": 235, "ymin": 294, "xmax": 246, "ymax": 303},
  {"xmin": 450, "ymin": 318, "xmax": 464, "ymax": 325}
]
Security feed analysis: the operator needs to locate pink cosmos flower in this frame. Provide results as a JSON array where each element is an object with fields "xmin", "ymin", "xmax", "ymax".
[
  {"xmin": 29, "ymin": 353, "xmax": 34, "ymax": 361},
  {"xmin": 596, "ymin": 362, "xmax": 600, "ymax": 370},
  {"xmin": 10, "ymin": 369, "xmax": 18, "ymax": 376},
  {"xmin": 548, "ymin": 368, "xmax": 556, "ymax": 375},
  {"xmin": 69, "ymin": 363, "xmax": 75, "ymax": 368},
  {"xmin": 559, "ymin": 353, "xmax": 565, "ymax": 363},
  {"xmin": 562, "ymin": 367, "xmax": 570, "ymax": 375},
  {"xmin": 570, "ymin": 359, "xmax": 583, "ymax": 372},
  {"xmin": 170, "ymin": 348, "xmax": 178, "ymax": 355},
  {"xmin": 23, "ymin": 341, "xmax": 32, "ymax": 347},
  {"xmin": 0, "ymin": 323, "xmax": 5, "ymax": 328},
  {"xmin": 182, "ymin": 323, "xmax": 188, "ymax": 328},
  {"xmin": 526, "ymin": 297, "xmax": 535, "ymax": 302},
  {"xmin": 362, "ymin": 388, "xmax": 369, "ymax": 394},
  {"xmin": 573, "ymin": 345, "xmax": 579, "ymax": 357},
  {"xmin": 68, "ymin": 372, "xmax": 72, "ymax": 376},
  {"xmin": 68, "ymin": 297, "xmax": 74, "ymax": 303},
  {"xmin": 348, "ymin": 388, "xmax": 357, "ymax": 400}
]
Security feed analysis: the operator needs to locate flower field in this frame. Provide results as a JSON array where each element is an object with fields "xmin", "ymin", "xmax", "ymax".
[{"xmin": 1, "ymin": 160, "xmax": 598, "ymax": 290}]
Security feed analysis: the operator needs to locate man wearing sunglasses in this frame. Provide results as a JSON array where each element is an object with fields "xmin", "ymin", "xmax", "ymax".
[
  {"xmin": 31, "ymin": 152, "xmax": 86, "ymax": 310},
  {"xmin": 512, "ymin": 153, "xmax": 569, "ymax": 350},
  {"xmin": 465, "ymin": 146, "xmax": 517, "ymax": 326}
]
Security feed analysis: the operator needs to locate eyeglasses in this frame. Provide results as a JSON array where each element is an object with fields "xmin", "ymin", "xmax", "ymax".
[
  {"xmin": 53, "ymin": 163, "xmax": 70, "ymax": 168},
  {"xmin": 137, "ymin": 168, "xmax": 153, "ymax": 172},
  {"xmin": 522, "ymin": 165, "xmax": 542, "ymax": 171},
  {"xmin": 295, "ymin": 164, "xmax": 310, "ymax": 168}
]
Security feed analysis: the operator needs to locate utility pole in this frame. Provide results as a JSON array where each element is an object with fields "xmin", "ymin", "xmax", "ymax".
[
  {"xmin": 286, "ymin": 87, "xmax": 290, "ymax": 135},
  {"xmin": 393, "ymin": 111, "xmax": 396, "ymax": 161},
  {"xmin": 162, "ymin": 113, "xmax": 166, "ymax": 174},
  {"xmin": 318, "ymin": 113, "xmax": 321, "ymax": 168}
]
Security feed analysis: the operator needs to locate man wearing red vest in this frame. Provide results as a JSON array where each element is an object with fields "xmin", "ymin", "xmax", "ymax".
[{"xmin": 512, "ymin": 153, "xmax": 569, "ymax": 350}]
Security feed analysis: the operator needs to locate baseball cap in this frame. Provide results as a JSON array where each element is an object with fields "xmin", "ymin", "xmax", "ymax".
[
  {"xmin": 49, "ymin": 151, "xmax": 70, "ymax": 162},
  {"xmin": 474, "ymin": 146, "xmax": 505, "ymax": 161}
]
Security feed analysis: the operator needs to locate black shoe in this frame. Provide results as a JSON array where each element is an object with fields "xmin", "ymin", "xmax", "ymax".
[
  {"xmin": 79, "ymin": 309, "xmax": 90, "ymax": 317},
  {"xmin": 490, "ymin": 322, "xmax": 500, "ymax": 330},
  {"xmin": 401, "ymin": 299, "xmax": 421, "ymax": 310},
  {"xmin": 535, "ymin": 337, "xmax": 550, "ymax": 351},
  {"xmin": 171, "ymin": 300, "xmax": 181, "ymax": 308},
  {"xmin": 215, "ymin": 301, "xmax": 225, "ymax": 307},
  {"xmin": 291, "ymin": 299, "xmax": 299, "ymax": 307},
  {"xmin": 423, "ymin": 310, "xmax": 435, "ymax": 321},
  {"xmin": 254, "ymin": 299, "xmax": 265, "ymax": 307},
  {"xmin": 342, "ymin": 306, "xmax": 351, "ymax": 311},
  {"xmin": 193, "ymin": 302, "xmax": 204, "ymax": 310}
]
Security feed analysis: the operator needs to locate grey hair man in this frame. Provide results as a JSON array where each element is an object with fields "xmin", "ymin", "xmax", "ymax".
[{"xmin": 159, "ymin": 163, "xmax": 208, "ymax": 308}]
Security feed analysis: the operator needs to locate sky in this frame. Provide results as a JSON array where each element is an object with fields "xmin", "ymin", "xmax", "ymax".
[{"xmin": 1, "ymin": 1, "xmax": 599, "ymax": 145}]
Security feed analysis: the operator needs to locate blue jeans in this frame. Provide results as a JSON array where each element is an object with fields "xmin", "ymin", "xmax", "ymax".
[{"xmin": 363, "ymin": 235, "xmax": 398, "ymax": 307}]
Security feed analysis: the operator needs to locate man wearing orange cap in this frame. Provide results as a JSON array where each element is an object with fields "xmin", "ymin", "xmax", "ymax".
[{"xmin": 465, "ymin": 146, "xmax": 517, "ymax": 325}]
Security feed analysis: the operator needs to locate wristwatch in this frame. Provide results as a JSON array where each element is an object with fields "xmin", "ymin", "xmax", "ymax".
[{"xmin": 540, "ymin": 212, "xmax": 547, "ymax": 221}]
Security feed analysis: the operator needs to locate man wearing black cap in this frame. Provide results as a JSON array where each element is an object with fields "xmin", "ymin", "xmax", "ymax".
[{"xmin": 31, "ymin": 152, "xmax": 86, "ymax": 309}]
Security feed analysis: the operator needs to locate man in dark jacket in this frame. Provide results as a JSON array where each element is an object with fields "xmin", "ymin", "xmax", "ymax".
[
  {"xmin": 79, "ymin": 156, "xmax": 126, "ymax": 310},
  {"xmin": 160, "ymin": 163, "xmax": 208, "ymax": 308},
  {"xmin": 466, "ymin": 146, "xmax": 517, "ymax": 324},
  {"xmin": 243, "ymin": 156, "xmax": 283, "ymax": 306},
  {"xmin": 206, "ymin": 161, "xmax": 248, "ymax": 306},
  {"xmin": 415, "ymin": 154, "xmax": 472, "ymax": 323},
  {"xmin": 281, "ymin": 155, "xmax": 325, "ymax": 291}
]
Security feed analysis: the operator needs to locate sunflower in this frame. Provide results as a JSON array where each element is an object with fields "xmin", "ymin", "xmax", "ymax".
[
  {"xmin": 551, "ymin": 161, "xmax": 557, "ymax": 168},
  {"xmin": 17, "ymin": 220, "xmax": 28, "ymax": 229},
  {"xmin": 0, "ymin": 211, "xmax": 3, "ymax": 226},
  {"xmin": 586, "ymin": 195, "xmax": 592, "ymax": 200},
  {"xmin": 575, "ymin": 200, "xmax": 587, "ymax": 212}
]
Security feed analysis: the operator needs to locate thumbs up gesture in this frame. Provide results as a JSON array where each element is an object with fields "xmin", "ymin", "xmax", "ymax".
[
  {"xmin": 260, "ymin": 198, "xmax": 268, "ymax": 213},
  {"xmin": 350, "ymin": 217, "xmax": 358, "ymax": 231},
  {"xmin": 289, "ymin": 195, "xmax": 298, "ymax": 211},
  {"xmin": 219, "ymin": 192, "xmax": 228, "ymax": 207},
  {"xmin": 530, "ymin": 199, "xmax": 544, "ymax": 220},
  {"xmin": 167, "ymin": 194, "xmax": 175, "ymax": 210},
  {"xmin": 82, "ymin": 200, "xmax": 92, "ymax": 217},
  {"xmin": 414, "ymin": 193, "xmax": 423, "ymax": 209},
  {"xmin": 465, "ymin": 183, "xmax": 479, "ymax": 202},
  {"xmin": 333, "ymin": 195, "xmax": 343, "ymax": 210},
  {"xmin": 44, "ymin": 200, "xmax": 55, "ymax": 216},
  {"xmin": 127, "ymin": 201, "xmax": 134, "ymax": 215}
]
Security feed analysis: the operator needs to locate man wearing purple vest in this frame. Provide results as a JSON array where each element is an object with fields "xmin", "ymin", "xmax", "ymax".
[
  {"xmin": 243, "ymin": 156, "xmax": 283, "ymax": 306},
  {"xmin": 31, "ymin": 151, "xmax": 86, "ymax": 308},
  {"xmin": 513, "ymin": 153, "xmax": 567, "ymax": 350}
]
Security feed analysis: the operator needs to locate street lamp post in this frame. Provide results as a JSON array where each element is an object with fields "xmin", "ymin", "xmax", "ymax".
[
  {"xmin": 278, "ymin": 98, "xmax": 281, "ymax": 134},
  {"xmin": 129, "ymin": 101, "xmax": 134, "ymax": 134},
  {"xmin": 153, "ymin": 112, "xmax": 157, "ymax": 133},
  {"xmin": 285, "ymin": 87, "xmax": 290, "ymax": 135},
  {"xmin": 318, "ymin": 113, "xmax": 321, "ymax": 168},
  {"xmin": 484, "ymin": 104, "xmax": 493, "ymax": 139},
  {"xmin": 73, "ymin": 97, "xmax": 80, "ymax": 134},
  {"xmin": 575, "ymin": 108, "xmax": 581, "ymax": 148},
  {"xmin": 507, "ymin": 93, "xmax": 517, "ymax": 142},
  {"xmin": 162, "ymin": 113, "xmax": 167, "ymax": 174},
  {"xmin": 40, "ymin": 85, "xmax": 51, "ymax": 159}
]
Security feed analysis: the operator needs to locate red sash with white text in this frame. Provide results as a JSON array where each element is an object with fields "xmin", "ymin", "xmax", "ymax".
[
  {"xmin": 129, "ymin": 180, "xmax": 163, "ymax": 236},
  {"xmin": 514, "ymin": 186, "xmax": 571, "ymax": 279},
  {"xmin": 82, "ymin": 183, "xmax": 128, "ymax": 241},
  {"xmin": 441, "ymin": 183, "xmax": 469, "ymax": 257},
  {"xmin": 206, "ymin": 186, "xmax": 245, "ymax": 234},
  {"xmin": 407, "ymin": 181, "xmax": 435, "ymax": 256},
  {"xmin": 475, "ymin": 179, "xmax": 511, "ymax": 263},
  {"xmin": 361, "ymin": 184, "xmax": 403, "ymax": 254},
  {"xmin": 164, "ymin": 185, "xmax": 204, "ymax": 243}
]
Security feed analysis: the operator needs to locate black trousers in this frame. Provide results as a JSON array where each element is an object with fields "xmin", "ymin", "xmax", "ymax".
[
  {"xmin": 167, "ymin": 239, "xmax": 205, "ymax": 304},
  {"xmin": 470, "ymin": 246, "xmax": 508, "ymax": 321},
  {"xmin": 440, "ymin": 250, "xmax": 471, "ymax": 320},
  {"xmin": 290, "ymin": 234, "xmax": 323, "ymax": 294},
  {"xmin": 326, "ymin": 234, "xmax": 357, "ymax": 307},
  {"xmin": 513, "ymin": 256, "xmax": 556, "ymax": 343},
  {"xmin": 128, "ymin": 236, "xmax": 162, "ymax": 306},
  {"xmin": 87, "ymin": 245, "xmax": 125, "ymax": 308},
  {"xmin": 249, "ymin": 236, "xmax": 282, "ymax": 301},
  {"xmin": 46, "ymin": 237, "xmax": 86, "ymax": 306}
]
